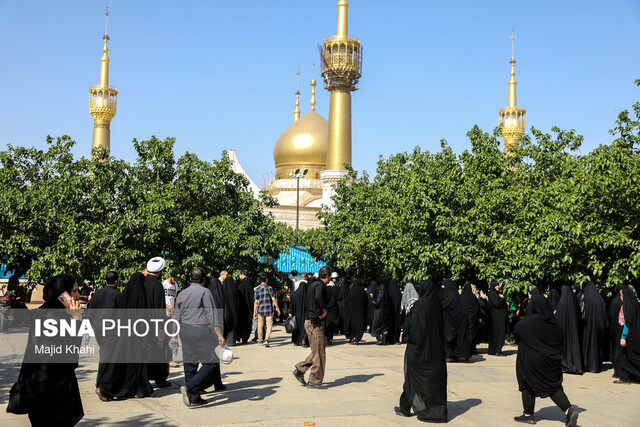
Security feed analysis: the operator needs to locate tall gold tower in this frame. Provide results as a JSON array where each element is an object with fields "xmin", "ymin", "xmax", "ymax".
[
  {"xmin": 320, "ymin": 0, "xmax": 362, "ymax": 172},
  {"xmin": 499, "ymin": 30, "xmax": 525, "ymax": 152},
  {"xmin": 89, "ymin": 5, "xmax": 118, "ymax": 160}
]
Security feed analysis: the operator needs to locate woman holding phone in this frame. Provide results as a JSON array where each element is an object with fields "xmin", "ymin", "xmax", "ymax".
[{"xmin": 8, "ymin": 274, "xmax": 84, "ymax": 426}]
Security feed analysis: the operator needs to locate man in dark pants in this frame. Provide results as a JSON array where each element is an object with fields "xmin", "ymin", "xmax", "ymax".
[
  {"xmin": 175, "ymin": 267, "xmax": 225, "ymax": 407},
  {"xmin": 293, "ymin": 266, "xmax": 332, "ymax": 389}
]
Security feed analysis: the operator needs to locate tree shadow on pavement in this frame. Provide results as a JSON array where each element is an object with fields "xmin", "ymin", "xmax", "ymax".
[
  {"xmin": 447, "ymin": 398, "xmax": 482, "ymax": 421},
  {"xmin": 79, "ymin": 413, "xmax": 179, "ymax": 426},
  {"xmin": 327, "ymin": 373, "xmax": 383, "ymax": 387}
]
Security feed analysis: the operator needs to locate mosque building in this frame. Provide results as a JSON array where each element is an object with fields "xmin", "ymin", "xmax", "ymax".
[{"xmin": 86, "ymin": 2, "xmax": 524, "ymax": 229}]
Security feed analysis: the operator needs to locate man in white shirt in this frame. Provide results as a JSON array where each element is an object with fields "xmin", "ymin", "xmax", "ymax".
[{"xmin": 163, "ymin": 268, "xmax": 182, "ymax": 367}]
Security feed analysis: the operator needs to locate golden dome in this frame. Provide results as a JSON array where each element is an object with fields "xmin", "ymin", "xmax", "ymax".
[{"xmin": 273, "ymin": 112, "xmax": 328, "ymax": 180}]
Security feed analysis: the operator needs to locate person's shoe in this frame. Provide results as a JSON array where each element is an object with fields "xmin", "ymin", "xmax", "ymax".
[
  {"xmin": 327, "ymin": 339, "xmax": 333, "ymax": 345},
  {"xmin": 251, "ymin": 337, "xmax": 258, "ymax": 342},
  {"xmin": 258, "ymin": 340, "xmax": 264, "ymax": 346},
  {"xmin": 180, "ymin": 386, "xmax": 192, "ymax": 407},
  {"xmin": 264, "ymin": 340, "xmax": 270, "ymax": 347},
  {"xmin": 613, "ymin": 379, "xmax": 631, "ymax": 384},
  {"xmin": 302, "ymin": 342, "xmax": 309, "ymax": 348},
  {"xmin": 190, "ymin": 397, "xmax": 207, "ymax": 407},
  {"xmin": 169, "ymin": 362, "xmax": 180, "ymax": 368},
  {"xmin": 496, "ymin": 352, "xmax": 506, "ymax": 357},
  {"xmin": 394, "ymin": 406, "xmax": 410, "ymax": 417},
  {"xmin": 565, "ymin": 407, "xmax": 579, "ymax": 427},
  {"xmin": 446, "ymin": 357, "xmax": 458, "ymax": 363},
  {"xmin": 214, "ymin": 384, "xmax": 227, "ymax": 391},
  {"xmin": 292, "ymin": 368, "xmax": 307, "ymax": 386},
  {"xmin": 154, "ymin": 380, "xmax": 172, "ymax": 388},
  {"xmin": 95, "ymin": 387, "xmax": 110, "ymax": 402},
  {"xmin": 514, "ymin": 414, "xmax": 536, "ymax": 424},
  {"xmin": 354, "ymin": 340, "xmax": 360, "ymax": 346},
  {"xmin": 306, "ymin": 382, "xmax": 327, "ymax": 389}
]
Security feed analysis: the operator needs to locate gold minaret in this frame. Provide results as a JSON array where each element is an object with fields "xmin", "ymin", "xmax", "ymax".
[
  {"xmin": 499, "ymin": 30, "xmax": 525, "ymax": 152},
  {"xmin": 320, "ymin": 0, "xmax": 362, "ymax": 172},
  {"xmin": 89, "ymin": 4, "xmax": 118, "ymax": 160},
  {"xmin": 294, "ymin": 67, "xmax": 301, "ymax": 122},
  {"xmin": 310, "ymin": 64, "xmax": 317, "ymax": 113}
]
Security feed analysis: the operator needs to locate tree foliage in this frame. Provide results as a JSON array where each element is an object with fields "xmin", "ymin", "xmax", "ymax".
[
  {"xmin": 0, "ymin": 136, "xmax": 288, "ymax": 284},
  {"xmin": 305, "ymin": 82, "xmax": 640, "ymax": 292}
]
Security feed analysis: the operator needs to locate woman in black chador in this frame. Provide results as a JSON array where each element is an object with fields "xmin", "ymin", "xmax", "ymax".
[
  {"xmin": 617, "ymin": 287, "xmax": 640, "ymax": 384},
  {"xmin": 289, "ymin": 279, "xmax": 308, "ymax": 346},
  {"xmin": 487, "ymin": 281, "xmax": 507, "ymax": 356},
  {"xmin": 343, "ymin": 278, "xmax": 368, "ymax": 344},
  {"xmin": 395, "ymin": 280, "xmax": 448, "ymax": 423},
  {"xmin": 387, "ymin": 278, "xmax": 403, "ymax": 344},
  {"xmin": 513, "ymin": 296, "xmax": 579, "ymax": 426},
  {"xmin": 236, "ymin": 273, "xmax": 254, "ymax": 344},
  {"xmin": 555, "ymin": 285, "xmax": 583, "ymax": 374},
  {"xmin": 8, "ymin": 275, "xmax": 85, "ymax": 426},
  {"xmin": 371, "ymin": 280, "xmax": 394, "ymax": 345},
  {"xmin": 608, "ymin": 284, "xmax": 626, "ymax": 378},
  {"xmin": 460, "ymin": 283, "xmax": 480, "ymax": 355},
  {"xmin": 581, "ymin": 281, "xmax": 608, "ymax": 373}
]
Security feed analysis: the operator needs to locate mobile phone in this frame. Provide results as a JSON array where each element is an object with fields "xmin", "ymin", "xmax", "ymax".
[{"xmin": 58, "ymin": 291, "xmax": 72, "ymax": 309}]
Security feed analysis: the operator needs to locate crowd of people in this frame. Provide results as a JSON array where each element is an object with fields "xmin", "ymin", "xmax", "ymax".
[{"xmin": 5, "ymin": 259, "xmax": 640, "ymax": 425}]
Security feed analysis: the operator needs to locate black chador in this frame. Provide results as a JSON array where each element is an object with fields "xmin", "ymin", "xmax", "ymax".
[
  {"xmin": 387, "ymin": 278, "xmax": 403, "ymax": 344},
  {"xmin": 487, "ymin": 281, "xmax": 507, "ymax": 355},
  {"xmin": 222, "ymin": 276, "xmax": 239, "ymax": 344},
  {"xmin": 144, "ymin": 273, "xmax": 170, "ymax": 385},
  {"xmin": 396, "ymin": 279, "xmax": 447, "ymax": 422},
  {"xmin": 460, "ymin": 283, "xmax": 480, "ymax": 355},
  {"xmin": 441, "ymin": 279, "xmax": 468, "ymax": 360},
  {"xmin": 343, "ymin": 279, "xmax": 368, "ymax": 343},
  {"xmin": 619, "ymin": 287, "xmax": 640, "ymax": 383},
  {"xmin": 581, "ymin": 281, "xmax": 608, "ymax": 373},
  {"xmin": 236, "ymin": 276, "xmax": 254, "ymax": 344},
  {"xmin": 555, "ymin": 285, "xmax": 583, "ymax": 374},
  {"xmin": 289, "ymin": 280, "xmax": 308, "ymax": 345}
]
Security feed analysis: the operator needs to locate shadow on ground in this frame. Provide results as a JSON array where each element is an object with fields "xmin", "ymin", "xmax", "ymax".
[
  {"xmin": 535, "ymin": 405, "xmax": 586, "ymax": 424},
  {"xmin": 327, "ymin": 373, "xmax": 383, "ymax": 387},
  {"xmin": 79, "ymin": 413, "xmax": 178, "ymax": 426},
  {"xmin": 448, "ymin": 398, "xmax": 482, "ymax": 421}
]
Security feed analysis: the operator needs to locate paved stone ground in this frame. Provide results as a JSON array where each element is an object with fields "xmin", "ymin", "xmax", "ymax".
[{"xmin": 1, "ymin": 324, "xmax": 639, "ymax": 426}]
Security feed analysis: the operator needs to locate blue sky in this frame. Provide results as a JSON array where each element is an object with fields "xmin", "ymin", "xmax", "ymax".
[{"xmin": 1, "ymin": 0, "xmax": 639, "ymax": 187}]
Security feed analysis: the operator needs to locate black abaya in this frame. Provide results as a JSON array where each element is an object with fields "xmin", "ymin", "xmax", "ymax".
[
  {"xmin": 400, "ymin": 279, "xmax": 447, "ymax": 422},
  {"xmin": 555, "ymin": 285, "xmax": 583, "ymax": 374},
  {"xmin": 324, "ymin": 284, "xmax": 341, "ymax": 341},
  {"xmin": 371, "ymin": 281, "xmax": 394, "ymax": 343},
  {"xmin": 143, "ymin": 273, "xmax": 170, "ymax": 384},
  {"xmin": 488, "ymin": 283, "xmax": 507, "ymax": 355},
  {"xmin": 460, "ymin": 283, "xmax": 480, "ymax": 355},
  {"xmin": 581, "ymin": 281, "xmax": 608, "ymax": 373},
  {"xmin": 236, "ymin": 276, "xmax": 254, "ymax": 343},
  {"xmin": 289, "ymin": 281, "xmax": 308, "ymax": 345},
  {"xmin": 525, "ymin": 287, "xmax": 542, "ymax": 317},
  {"xmin": 343, "ymin": 283, "xmax": 368, "ymax": 342},
  {"xmin": 619, "ymin": 288, "xmax": 640, "ymax": 382},
  {"xmin": 548, "ymin": 289, "xmax": 560, "ymax": 312},
  {"xmin": 387, "ymin": 278, "xmax": 403, "ymax": 344},
  {"xmin": 514, "ymin": 296, "xmax": 565, "ymax": 397},
  {"xmin": 222, "ymin": 276, "xmax": 239, "ymax": 342},
  {"xmin": 441, "ymin": 279, "xmax": 468, "ymax": 360}
]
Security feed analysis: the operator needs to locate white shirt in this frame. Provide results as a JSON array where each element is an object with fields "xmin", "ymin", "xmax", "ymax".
[{"xmin": 162, "ymin": 279, "xmax": 178, "ymax": 310}]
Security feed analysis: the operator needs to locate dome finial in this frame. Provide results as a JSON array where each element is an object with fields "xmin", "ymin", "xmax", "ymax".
[
  {"xmin": 310, "ymin": 63, "xmax": 317, "ymax": 112},
  {"xmin": 294, "ymin": 67, "xmax": 301, "ymax": 122}
]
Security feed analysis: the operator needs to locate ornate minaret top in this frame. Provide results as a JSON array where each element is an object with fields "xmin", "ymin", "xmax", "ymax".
[
  {"xmin": 320, "ymin": 0, "xmax": 362, "ymax": 172},
  {"xmin": 89, "ymin": 3, "xmax": 118, "ymax": 160},
  {"xmin": 294, "ymin": 67, "xmax": 301, "ymax": 122},
  {"xmin": 499, "ymin": 30, "xmax": 526, "ymax": 152},
  {"xmin": 310, "ymin": 63, "xmax": 317, "ymax": 112}
]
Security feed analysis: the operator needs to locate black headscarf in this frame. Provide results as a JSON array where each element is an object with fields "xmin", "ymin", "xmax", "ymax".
[
  {"xmin": 525, "ymin": 287, "xmax": 542, "ymax": 317},
  {"xmin": 403, "ymin": 279, "xmax": 447, "ymax": 422},
  {"xmin": 121, "ymin": 272, "xmax": 147, "ymax": 309},
  {"xmin": 581, "ymin": 281, "xmax": 608, "ymax": 372},
  {"xmin": 42, "ymin": 274, "xmax": 76, "ymax": 308},
  {"xmin": 548, "ymin": 288, "xmax": 561, "ymax": 311}
]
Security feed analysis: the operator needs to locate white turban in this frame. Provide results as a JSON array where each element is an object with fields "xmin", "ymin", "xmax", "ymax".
[{"xmin": 147, "ymin": 257, "xmax": 166, "ymax": 273}]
